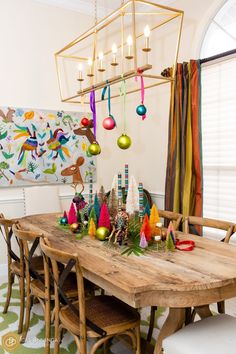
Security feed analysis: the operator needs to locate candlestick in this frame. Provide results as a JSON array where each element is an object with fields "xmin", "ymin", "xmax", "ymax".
[
  {"xmin": 125, "ymin": 35, "xmax": 133, "ymax": 60},
  {"xmin": 118, "ymin": 172, "xmax": 122, "ymax": 208},
  {"xmin": 143, "ymin": 25, "xmax": 151, "ymax": 52},
  {"xmin": 125, "ymin": 164, "xmax": 129, "ymax": 194},
  {"xmin": 98, "ymin": 51, "xmax": 105, "ymax": 72},
  {"xmin": 87, "ymin": 57, "xmax": 94, "ymax": 77},
  {"xmin": 89, "ymin": 172, "xmax": 93, "ymax": 205},
  {"xmin": 77, "ymin": 63, "xmax": 84, "ymax": 82},
  {"xmin": 111, "ymin": 43, "xmax": 118, "ymax": 66},
  {"xmin": 138, "ymin": 182, "xmax": 144, "ymax": 220}
]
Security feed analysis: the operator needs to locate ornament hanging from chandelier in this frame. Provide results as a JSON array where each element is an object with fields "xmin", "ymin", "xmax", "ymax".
[{"xmin": 55, "ymin": 0, "xmax": 184, "ymax": 104}]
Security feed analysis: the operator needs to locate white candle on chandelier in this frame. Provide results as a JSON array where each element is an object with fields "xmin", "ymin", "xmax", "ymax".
[
  {"xmin": 126, "ymin": 35, "xmax": 133, "ymax": 59},
  {"xmin": 143, "ymin": 25, "xmax": 151, "ymax": 52},
  {"xmin": 77, "ymin": 63, "xmax": 84, "ymax": 81},
  {"xmin": 111, "ymin": 43, "xmax": 118, "ymax": 66},
  {"xmin": 98, "ymin": 51, "xmax": 105, "ymax": 72},
  {"xmin": 87, "ymin": 57, "xmax": 94, "ymax": 77}
]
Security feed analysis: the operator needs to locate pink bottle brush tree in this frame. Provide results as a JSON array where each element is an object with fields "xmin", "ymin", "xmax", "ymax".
[
  {"xmin": 67, "ymin": 202, "xmax": 77, "ymax": 224},
  {"xmin": 98, "ymin": 203, "xmax": 111, "ymax": 230}
]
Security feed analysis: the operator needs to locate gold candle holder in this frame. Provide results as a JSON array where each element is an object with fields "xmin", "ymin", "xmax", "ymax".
[
  {"xmin": 142, "ymin": 25, "xmax": 151, "ymax": 52},
  {"xmin": 77, "ymin": 63, "xmax": 84, "ymax": 82},
  {"xmin": 125, "ymin": 35, "xmax": 133, "ymax": 60},
  {"xmin": 98, "ymin": 51, "xmax": 105, "ymax": 72},
  {"xmin": 111, "ymin": 43, "xmax": 118, "ymax": 66},
  {"xmin": 87, "ymin": 57, "xmax": 94, "ymax": 77}
]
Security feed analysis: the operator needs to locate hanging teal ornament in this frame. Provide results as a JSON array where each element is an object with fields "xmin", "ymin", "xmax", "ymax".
[
  {"xmin": 101, "ymin": 81, "xmax": 116, "ymax": 130},
  {"xmin": 117, "ymin": 79, "xmax": 132, "ymax": 150},
  {"xmin": 136, "ymin": 104, "xmax": 147, "ymax": 116},
  {"xmin": 135, "ymin": 68, "xmax": 147, "ymax": 120},
  {"xmin": 88, "ymin": 87, "xmax": 101, "ymax": 155}
]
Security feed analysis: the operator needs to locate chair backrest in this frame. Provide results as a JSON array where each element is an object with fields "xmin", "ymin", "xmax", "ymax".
[
  {"xmin": 12, "ymin": 223, "xmax": 44, "ymax": 283},
  {"xmin": 23, "ymin": 185, "xmax": 62, "ymax": 216},
  {"xmin": 184, "ymin": 216, "xmax": 235, "ymax": 243},
  {"xmin": 158, "ymin": 210, "xmax": 183, "ymax": 230},
  {"xmin": 40, "ymin": 237, "xmax": 86, "ymax": 350},
  {"xmin": 0, "ymin": 213, "xmax": 17, "ymax": 264}
]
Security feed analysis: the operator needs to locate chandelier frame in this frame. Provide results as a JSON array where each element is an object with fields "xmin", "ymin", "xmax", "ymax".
[{"xmin": 55, "ymin": 0, "xmax": 184, "ymax": 104}]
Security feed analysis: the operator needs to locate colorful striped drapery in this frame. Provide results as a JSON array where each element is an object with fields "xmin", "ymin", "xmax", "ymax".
[{"xmin": 165, "ymin": 60, "xmax": 203, "ymax": 221}]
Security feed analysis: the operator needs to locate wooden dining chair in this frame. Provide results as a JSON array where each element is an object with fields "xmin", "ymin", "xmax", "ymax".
[
  {"xmin": 184, "ymin": 215, "xmax": 235, "ymax": 320},
  {"xmin": 40, "ymin": 237, "xmax": 141, "ymax": 354},
  {"xmin": 146, "ymin": 209, "xmax": 183, "ymax": 343},
  {"xmin": 158, "ymin": 209, "xmax": 183, "ymax": 230},
  {"xmin": 0, "ymin": 214, "xmax": 25, "ymax": 330},
  {"xmin": 162, "ymin": 313, "xmax": 236, "ymax": 354}
]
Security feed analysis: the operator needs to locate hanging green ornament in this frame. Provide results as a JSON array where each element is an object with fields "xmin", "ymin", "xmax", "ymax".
[
  {"xmin": 117, "ymin": 134, "xmax": 132, "ymax": 149},
  {"xmin": 118, "ymin": 79, "xmax": 132, "ymax": 150},
  {"xmin": 88, "ymin": 142, "xmax": 101, "ymax": 155}
]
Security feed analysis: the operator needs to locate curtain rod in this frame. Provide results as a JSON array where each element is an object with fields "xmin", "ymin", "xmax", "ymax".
[{"xmin": 200, "ymin": 48, "xmax": 236, "ymax": 64}]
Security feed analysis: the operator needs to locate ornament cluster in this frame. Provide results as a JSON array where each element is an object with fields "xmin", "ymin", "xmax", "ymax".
[{"xmin": 58, "ymin": 164, "xmax": 187, "ymax": 254}]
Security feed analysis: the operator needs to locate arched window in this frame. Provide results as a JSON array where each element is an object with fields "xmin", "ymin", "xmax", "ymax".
[
  {"xmin": 201, "ymin": 0, "xmax": 236, "ymax": 58},
  {"xmin": 201, "ymin": 0, "xmax": 236, "ymax": 239}
]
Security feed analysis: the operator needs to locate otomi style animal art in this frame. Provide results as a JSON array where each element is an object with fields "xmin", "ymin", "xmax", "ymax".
[
  {"xmin": 14, "ymin": 124, "xmax": 46, "ymax": 165},
  {"xmin": 46, "ymin": 128, "xmax": 70, "ymax": 161}
]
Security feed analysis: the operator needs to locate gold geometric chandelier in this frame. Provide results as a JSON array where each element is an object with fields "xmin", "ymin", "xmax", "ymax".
[{"xmin": 55, "ymin": 0, "xmax": 184, "ymax": 104}]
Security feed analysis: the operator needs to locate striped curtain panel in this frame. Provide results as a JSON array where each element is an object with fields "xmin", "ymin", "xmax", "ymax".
[{"xmin": 165, "ymin": 60, "xmax": 203, "ymax": 220}]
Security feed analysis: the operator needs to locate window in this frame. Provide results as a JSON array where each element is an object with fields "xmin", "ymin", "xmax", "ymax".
[{"xmin": 201, "ymin": 0, "xmax": 236, "ymax": 240}]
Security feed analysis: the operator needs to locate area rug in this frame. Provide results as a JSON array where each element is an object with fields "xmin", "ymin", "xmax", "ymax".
[{"xmin": 0, "ymin": 274, "xmax": 167, "ymax": 353}]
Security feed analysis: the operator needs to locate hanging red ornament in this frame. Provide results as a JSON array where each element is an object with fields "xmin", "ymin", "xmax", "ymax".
[
  {"xmin": 81, "ymin": 117, "xmax": 90, "ymax": 127},
  {"xmin": 102, "ymin": 116, "xmax": 116, "ymax": 130}
]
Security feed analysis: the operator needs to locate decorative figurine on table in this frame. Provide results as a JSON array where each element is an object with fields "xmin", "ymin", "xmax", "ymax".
[
  {"xmin": 108, "ymin": 208, "xmax": 129, "ymax": 246},
  {"xmin": 73, "ymin": 193, "xmax": 90, "ymax": 221}
]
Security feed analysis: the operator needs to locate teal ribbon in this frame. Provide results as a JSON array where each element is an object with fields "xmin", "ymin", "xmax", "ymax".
[{"xmin": 101, "ymin": 81, "xmax": 116, "ymax": 125}]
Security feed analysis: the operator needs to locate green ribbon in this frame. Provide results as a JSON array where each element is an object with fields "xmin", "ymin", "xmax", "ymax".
[{"xmin": 120, "ymin": 79, "xmax": 127, "ymax": 132}]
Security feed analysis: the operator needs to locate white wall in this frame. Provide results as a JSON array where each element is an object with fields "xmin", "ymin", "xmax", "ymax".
[{"xmin": 0, "ymin": 0, "xmax": 224, "ymax": 264}]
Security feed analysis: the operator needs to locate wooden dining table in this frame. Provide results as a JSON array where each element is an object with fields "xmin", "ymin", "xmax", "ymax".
[{"xmin": 19, "ymin": 212, "xmax": 236, "ymax": 354}]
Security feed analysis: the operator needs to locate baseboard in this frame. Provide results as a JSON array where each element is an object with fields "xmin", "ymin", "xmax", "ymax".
[{"xmin": 0, "ymin": 264, "xmax": 7, "ymax": 277}]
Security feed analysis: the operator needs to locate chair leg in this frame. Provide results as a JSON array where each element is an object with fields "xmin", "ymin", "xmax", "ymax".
[
  {"xmin": 135, "ymin": 326, "xmax": 141, "ymax": 354},
  {"xmin": 20, "ymin": 294, "xmax": 33, "ymax": 343},
  {"xmin": 90, "ymin": 335, "xmax": 113, "ymax": 354},
  {"xmin": 217, "ymin": 301, "xmax": 225, "ymax": 314},
  {"xmin": 147, "ymin": 306, "xmax": 157, "ymax": 343},
  {"xmin": 3, "ymin": 272, "xmax": 14, "ymax": 314},
  {"xmin": 44, "ymin": 298, "xmax": 51, "ymax": 354},
  {"xmin": 185, "ymin": 307, "xmax": 193, "ymax": 325},
  {"xmin": 54, "ymin": 313, "xmax": 61, "ymax": 354},
  {"xmin": 18, "ymin": 275, "xmax": 25, "ymax": 335}
]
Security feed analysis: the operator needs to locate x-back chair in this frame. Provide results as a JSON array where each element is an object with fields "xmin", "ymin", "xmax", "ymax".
[
  {"xmin": 40, "ymin": 237, "xmax": 141, "ymax": 354},
  {"xmin": 184, "ymin": 215, "xmax": 235, "ymax": 322}
]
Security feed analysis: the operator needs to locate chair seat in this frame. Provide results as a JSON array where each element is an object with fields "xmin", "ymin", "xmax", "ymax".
[
  {"xmin": 163, "ymin": 314, "xmax": 236, "ymax": 354},
  {"xmin": 59, "ymin": 295, "xmax": 140, "ymax": 338},
  {"xmin": 10, "ymin": 256, "xmax": 45, "ymax": 276},
  {"xmin": 30, "ymin": 272, "xmax": 95, "ymax": 300}
]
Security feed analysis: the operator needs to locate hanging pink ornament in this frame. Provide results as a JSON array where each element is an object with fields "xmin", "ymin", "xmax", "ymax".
[{"xmin": 102, "ymin": 116, "xmax": 116, "ymax": 130}]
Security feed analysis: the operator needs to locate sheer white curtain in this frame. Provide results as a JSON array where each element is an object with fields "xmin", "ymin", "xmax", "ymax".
[{"xmin": 201, "ymin": 55, "xmax": 236, "ymax": 239}]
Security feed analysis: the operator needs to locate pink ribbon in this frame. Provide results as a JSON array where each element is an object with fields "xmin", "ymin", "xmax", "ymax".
[{"xmin": 135, "ymin": 68, "xmax": 146, "ymax": 120}]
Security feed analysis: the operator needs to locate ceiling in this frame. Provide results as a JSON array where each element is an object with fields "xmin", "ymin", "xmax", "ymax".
[{"xmin": 35, "ymin": 0, "xmax": 175, "ymax": 17}]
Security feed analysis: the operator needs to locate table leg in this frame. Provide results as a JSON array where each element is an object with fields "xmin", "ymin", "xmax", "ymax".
[
  {"xmin": 154, "ymin": 307, "xmax": 185, "ymax": 354},
  {"xmin": 194, "ymin": 305, "xmax": 212, "ymax": 319}
]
